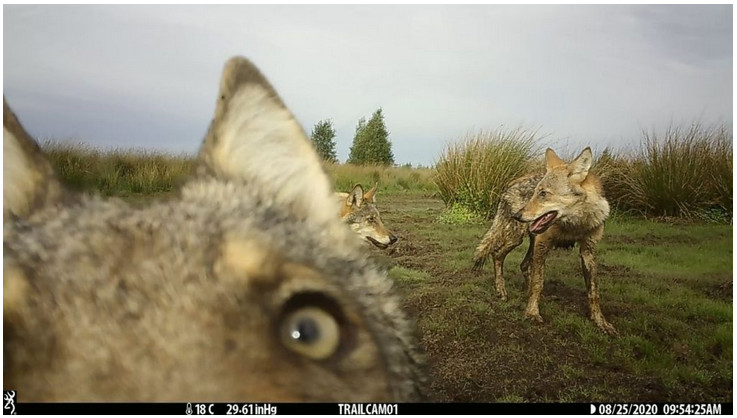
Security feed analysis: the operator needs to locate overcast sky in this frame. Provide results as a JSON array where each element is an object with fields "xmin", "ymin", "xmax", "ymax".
[{"xmin": 3, "ymin": 4, "xmax": 733, "ymax": 165}]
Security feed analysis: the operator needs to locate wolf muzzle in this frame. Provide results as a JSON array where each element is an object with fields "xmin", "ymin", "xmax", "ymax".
[{"xmin": 512, "ymin": 211, "xmax": 524, "ymax": 222}]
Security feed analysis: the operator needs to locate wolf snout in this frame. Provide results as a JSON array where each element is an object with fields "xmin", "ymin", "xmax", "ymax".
[
  {"xmin": 512, "ymin": 211, "xmax": 524, "ymax": 222},
  {"xmin": 389, "ymin": 234, "xmax": 398, "ymax": 245}
]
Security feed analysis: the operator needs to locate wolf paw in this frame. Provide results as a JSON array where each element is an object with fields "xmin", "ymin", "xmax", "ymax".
[
  {"xmin": 596, "ymin": 320, "xmax": 619, "ymax": 336},
  {"xmin": 524, "ymin": 310, "xmax": 544, "ymax": 323}
]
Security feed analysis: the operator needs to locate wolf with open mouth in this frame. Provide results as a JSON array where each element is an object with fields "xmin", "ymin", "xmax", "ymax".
[{"xmin": 473, "ymin": 147, "xmax": 617, "ymax": 335}]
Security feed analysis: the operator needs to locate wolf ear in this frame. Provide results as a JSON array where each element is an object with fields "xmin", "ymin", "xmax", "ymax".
[
  {"xmin": 363, "ymin": 182, "xmax": 378, "ymax": 203},
  {"xmin": 567, "ymin": 147, "xmax": 593, "ymax": 184},
  {"xmin": 544, "ymin": 148, "xmax": 566, "ymax": 171},
  {"xmin": 347, "ymin": 184, "xmax": 364, "ymax": 207},
  {"xmin": 3, "ymin": 98, "xmax": 65, "ymax": 221},
  {"xmin": 195, "ymin": 57, "xmax": 335, "ymax": 223}
]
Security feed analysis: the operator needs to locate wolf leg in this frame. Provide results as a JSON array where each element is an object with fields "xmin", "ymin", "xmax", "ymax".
[
  {"xmin": 520, "ymin": 233, "xmax": 535, "ymax": 297},
  {"xmin": 491, "ymin": 226, "xmax": 524, "ymax": 301},
  {"xmin": 523, "ymin": 238, "xmax": 550, "ymax": 323},
  {"xmin": 474, "ymin": 209, "xmax": 524, "ymax": 301},
  {"xmin": 580, "ymin": 237, "xmax": 618, "ymax": 336}
]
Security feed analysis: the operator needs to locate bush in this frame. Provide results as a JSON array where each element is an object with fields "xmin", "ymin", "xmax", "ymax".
[
  {"xmin": 434, "ymin": 128, "xmax": 539, "ymax": 218},
  {"xmin": 436, "ymin": 204, "xmax": 483, "ymax": 225},
  {"xmin": 594, "ymin": 147, "xmax": 637, "ymax": 212},
  {"xmin": 606, "ymin": 123, "xmax": 733, "ymax": 220}
]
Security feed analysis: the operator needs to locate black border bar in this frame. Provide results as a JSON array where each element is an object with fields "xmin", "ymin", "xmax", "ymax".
[{"xmin": 12, "ymin": 402, "xmax": 734, "ymax": 415}]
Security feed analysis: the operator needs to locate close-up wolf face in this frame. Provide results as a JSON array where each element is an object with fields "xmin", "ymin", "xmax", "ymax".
[
  {"xmin": 3, "ymin": 57, "xmax": 426, "ymax": 402},
  {"xmin": 516, "ymin": 148, "xmax": 602, "ymax": 234},
  {"xmin": 338, "ymin": 184, "xmax": 398, "ymax": 249}
]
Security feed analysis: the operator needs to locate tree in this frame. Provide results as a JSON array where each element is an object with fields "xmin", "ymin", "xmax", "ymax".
[
  {"xmin": 309, "ymin": 119, "xmax": 338, "ymax": 163},
  {"xmin": 347, "ymin": 108, "xmax": 394, "ymax": 165}
]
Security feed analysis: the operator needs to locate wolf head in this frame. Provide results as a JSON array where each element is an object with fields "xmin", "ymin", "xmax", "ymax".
[
  {"xmin": 3, "ymin": 57, "xmax": 425, "ymax": 401},
  {"xmin": 339, "ymin": 184, "xmax": 398, "ymax": 249},
  {"xmin": 514, "ymin": 147, "xmax": 610, "ymax": 234}
]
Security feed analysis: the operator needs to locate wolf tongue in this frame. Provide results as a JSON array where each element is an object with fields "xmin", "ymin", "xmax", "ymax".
[
  {"xmin": 531, "ymin": 212, "xmax": 553, "ymax": 232},
  {"xmin": 531, "ymin": 218, "xmax": 545, "ymax": 232},
  {"xmin": 543, "ymin": 212, "xmax": 556, "ymax": 223}
]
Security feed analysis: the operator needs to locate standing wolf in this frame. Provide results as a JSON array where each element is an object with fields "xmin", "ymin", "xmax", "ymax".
[
  {"xmin": 337, "ymin": 183, "xmax": 398, "ymax": 249},
  {"xmin": 4, "ymin": 57, "xmax": 426, "ymax": 401},
  {"xmin": 473, "ymin": 148, "xmax": 617, "ymax": 335}
]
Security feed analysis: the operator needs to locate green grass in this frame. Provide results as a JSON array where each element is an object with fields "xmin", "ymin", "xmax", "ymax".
[
  {"xmin": 43, "ymin": 142, "xmax": 193, "ymax": 197},
  {"xmin": 325, "ymin": 162, "xmax": 437, "ymax": 195},
  {"xmin": 389, "ymin": 266, "xmax": 431, "ymax": 286},
  {"xmin": 436, "ymin": 204, "xmax": 484, "ymax": 225},
  {"xmin": 42, "ymin": 142, "xmax": 439, "ymax": 198}
]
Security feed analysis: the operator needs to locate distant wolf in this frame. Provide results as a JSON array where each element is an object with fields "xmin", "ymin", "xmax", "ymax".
[
  {"xmin": 336, "ymin": 183, "xmax": 398, "ymax": 249},
  {"xmin": 3, "ymin": 57, "xmax": 426, "ymax": 401},
  {"xmin": 473, "ymin": 148, "xmax": 617, "ymax": 335}
]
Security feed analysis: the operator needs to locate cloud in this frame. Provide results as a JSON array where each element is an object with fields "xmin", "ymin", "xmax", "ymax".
[{"xmin": 4, "ymin": 4, "xmax": 732, "ymax": 165}]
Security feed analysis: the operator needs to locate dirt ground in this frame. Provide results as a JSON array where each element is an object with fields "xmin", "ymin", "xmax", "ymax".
[{"xmin": 375, "ymin": 194, "xmax": 732, "ymax": 403}]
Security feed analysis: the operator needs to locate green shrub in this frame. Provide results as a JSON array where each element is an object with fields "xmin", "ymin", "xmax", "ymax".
[
  {"xmin": 595, "ymin": 147, "xmax": 640, "ymax": 213},
  {"xmin": 436, "ymin": 204, "xmax": 483, "ymax": 225},
  {"xmin": 434, "ymin": 128, "xmax": 539, "ymax": 218},
  {"xmin": 610, "ymin": 123, "xmax": 733, "ymax": 220}
]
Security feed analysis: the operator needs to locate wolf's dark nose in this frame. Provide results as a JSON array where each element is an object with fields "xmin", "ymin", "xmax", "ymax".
[
  {"xmin": 389, "ymin": 235, "xmax": 398, "ymax": 244},
  {"xmin": 512, "ymin": 211, "xmax": 523, "ymax": 222}
]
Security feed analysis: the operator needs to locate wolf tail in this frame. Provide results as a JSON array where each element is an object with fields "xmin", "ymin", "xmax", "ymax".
[
  {"xmin": 472, "ymin": 201, "xmax": 509, "ymax": 271},
  {"xmin": 472, "ymin": 226, "xmax": 495, "ymax": 271}
]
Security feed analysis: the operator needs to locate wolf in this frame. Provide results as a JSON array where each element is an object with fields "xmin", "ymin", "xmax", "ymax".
[
  {"xmin": 473, "ymin": 148, "xmax": 617, "ymax": 335},
  {"xmin": 3, "ymin": 57, "xmax": 426, "ymax": 401},
  {"xmin": 336, "ymin": 183, "xmax": 398, "ymax": 249}
]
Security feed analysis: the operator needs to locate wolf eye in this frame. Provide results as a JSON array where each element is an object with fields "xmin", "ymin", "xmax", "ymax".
[
  {"xmin": 538, "ymin": 190, "xmax": 548, "ymax": 198},
  {"xmin": 367, "ymin": 216, "xmax": 376, "ymax": 223},
  {"xmin": 279, "ymin": 307, "xmax": 340, "ymax": 360}
]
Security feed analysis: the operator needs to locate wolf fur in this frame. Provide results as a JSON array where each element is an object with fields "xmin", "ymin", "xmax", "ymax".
[
  {"xmin": 473, "ymin": 148, "xmax": 617, "ymax": 335},
  {"xmin": 3, "ymin": 57, "xmax": 426, "ymax": 401},
  {"xmin": 336, "ymin": 184, "xmax": 398, "ymax": 249}
]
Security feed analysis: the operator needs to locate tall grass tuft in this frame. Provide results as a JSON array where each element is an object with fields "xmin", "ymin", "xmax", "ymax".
[
  {"xmin": 42, "ymin": 142, "xmax": 195, "ymax": 197},
  {"xmin": 610, "ymin": 123, "xmax": 733, "ymax": 219},
  {"xmin": 42, "ymin": 141, "xmax": 437, "ymax": 197},
  {"xmin": 325, "ymin": 163, "xmax": 437, "ymax": 195},
  {"xmin": 594, "ymin": 147, "xmax": 638, "ymax": 212},
  {"xmin": 708, "ymin": 125, "xmax": 733, "ymax": 216},
  {"xmin": 434, "ymin": 128, "xmax": 539, "ymax": 218}
]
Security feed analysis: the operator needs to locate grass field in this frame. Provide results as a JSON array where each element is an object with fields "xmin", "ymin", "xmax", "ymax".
[
  {"xmin": 42, "ymin": 144, "xmax": 732, "ymax": 402},
  {"xmin": 378, "ymin": 194, "xmax": 732, "ymax": 402}
]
